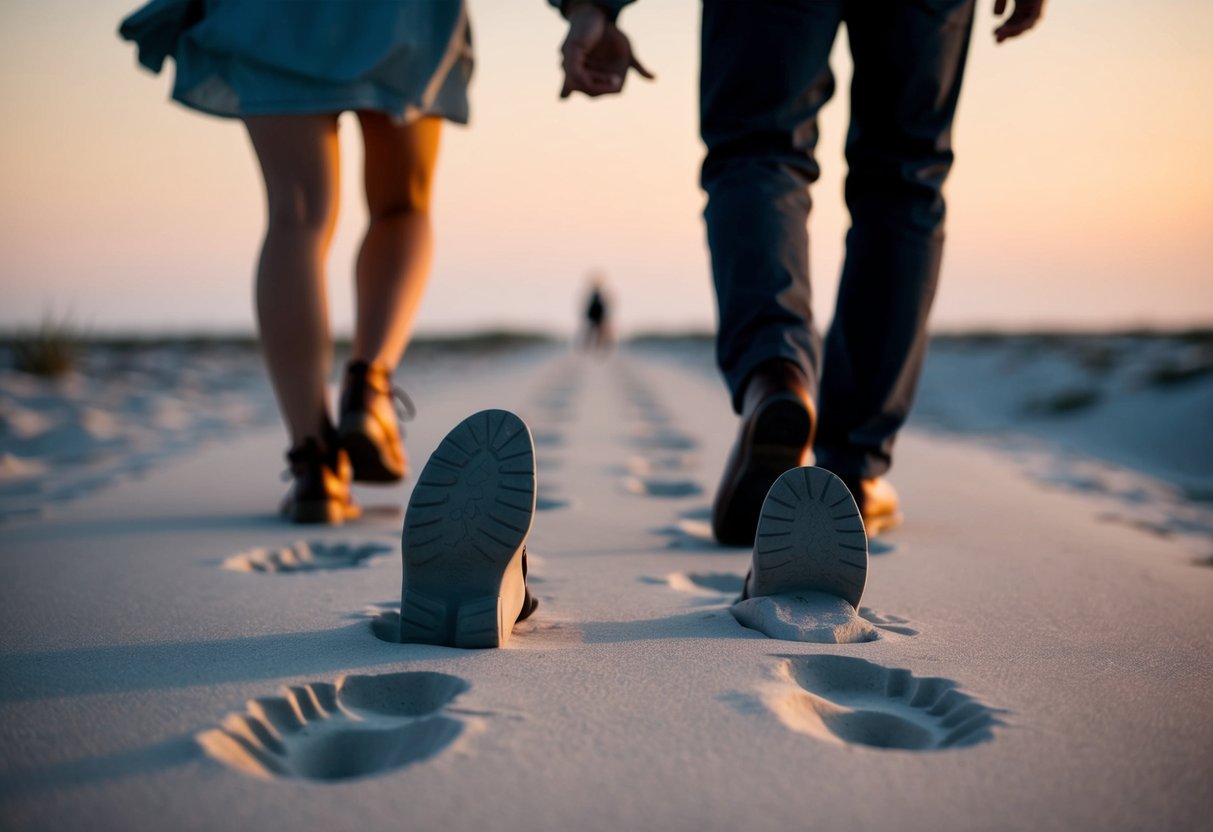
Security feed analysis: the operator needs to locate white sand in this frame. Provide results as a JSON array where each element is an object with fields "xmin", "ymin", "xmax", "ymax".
[{"xmin": 1, "ymin": 342, "xmax": 1211, "ymax": 831}]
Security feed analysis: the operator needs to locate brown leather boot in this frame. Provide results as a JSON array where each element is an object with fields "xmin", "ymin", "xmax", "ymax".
[
  {"xmin": 842, "ymin": 477, "xmax": 903, "ymax": 535},
  {"xmin": 712, "ymin": 360, "xmax": 816, "ymax": 546},
  {"xmin": 338, "ymin": 360, "xmax": 408, "ymax": 483},
  {"xmin": 280, "ymin": 436, "xmax": 361, "ymax": 525}
]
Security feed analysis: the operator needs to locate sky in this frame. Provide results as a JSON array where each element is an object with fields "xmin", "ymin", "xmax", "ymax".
[{"xmin": 1, "ymin": 0, "xmax": 1211, "ymax": 339}]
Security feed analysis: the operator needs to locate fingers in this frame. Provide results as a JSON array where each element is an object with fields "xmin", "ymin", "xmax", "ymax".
[
  {"xmin": 561, "ymin": 70, "xmax": 625, "ymax": 98},
  {"xmin": 630, "ymin": 55, "xmax": 656, "ymax": 81},
  {"xmin": 557, "ymin": 12, "xmax": 654, "ymax": 100},
  {"xmin": 994, "ymin": 0, "xmax": 1045, "ymax": 43},
  {"xmin": 561, "ymin": 47, "xmax": 623, "ymax": 97}
]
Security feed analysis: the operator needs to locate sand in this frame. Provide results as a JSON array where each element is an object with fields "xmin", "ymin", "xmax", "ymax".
[{"xmin": 1, "ymin": 339, "xmax": 1211, "ymax": 831}]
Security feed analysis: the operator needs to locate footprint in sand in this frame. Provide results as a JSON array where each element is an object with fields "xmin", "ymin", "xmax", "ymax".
[
  {"xmin": 629, "ymin": 428, "xmax": 699, "ymax": 452},
  {"xmin": 626, "ymin": 453, "xmax": 698, "ymax": 475},
  {"xmin": 536, "ymin": 494, "xmax": 573, "ymax": 512},
  {"xmin": 761, "ymin": 655, "xmax": 1001, "ymax": 751},
  {"xmin": 656, "ymin": 572, "xmax": 920, "ymax": 638},
  {"xmin": 623, "ymin": 476, "xmax": 703, "ymax": 498},
  {"xmin": 664, "ymin": 571, "xmax": 745, "ymax": 594},
  {"xmin": 641, "ymin": 572, "xmax": 743, "ymax": 603},
  {"xmin": 197, "ymin": 672, "xmax": 471, "ymax": 781},
  {"xmin": 857, "ymin": 607, "xmax": 920, "ymax": 636},
  {"xmin": 651, "ymin": 517, "xmax": 719, "ymax": 549},
  {"xmin": 732, "ymin": 591, "xmax": 925, "ymax": 643},
  {"xmin": 531, "ymin": 429, "xmax": 565, "ymax": 448},
  {"xmin": 222, "ymin": 540, "xmax": 393, "ymax": 573}
]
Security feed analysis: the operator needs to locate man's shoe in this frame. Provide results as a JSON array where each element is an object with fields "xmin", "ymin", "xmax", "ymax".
[
  {"xmin": 400, "ymin": 409, "xmax": 538, "ymax": 648},
  {"xmin": 843, "ymin": 476, "xmax": 903, "ymax": 535},
  {"xmin": 743, "ymin": 466, "xmax": 868, "ymax": 609},
  {"xmin": 338, "ymin": 360, "xmax": 409, "ymax": 483},
  {"xmin": 280, "ymin": 436, "xmax": 361, "ymax": 525},
  {"xmin": 712, "ymin": 361, "xmax": 815, "ymax": 546}
]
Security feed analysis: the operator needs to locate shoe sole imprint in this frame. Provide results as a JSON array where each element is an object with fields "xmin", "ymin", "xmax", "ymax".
[
  {"xmin": 400, "ymin": 409, "xmax": 536, "ymax": 648},
  {"xmin": 749, "ymin": 466, "xmax": 868, "ymax": 609},
  {"xmin": 340, "ymin": 411, "xmax": 405, "ymax": 483},
  {"xmin": 713, "ymin": 394, "xmax": 813, "ymax": 546}
]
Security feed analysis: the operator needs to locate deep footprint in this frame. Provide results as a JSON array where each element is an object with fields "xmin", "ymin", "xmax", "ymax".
[
  {"xmin": 732, "ymin": 592, "xmax": 878, "ymax": 643},
  {"xmin": 765, "ymin": 655, "xmax": 1001, "ymax": 751},
  {"xmin": 858, "ymin": 607, "xmax": 920, "ymax": 636},
  {"xmin": 197, "ymin": 672, "xmax": 469, "ymax": 781},
  {"xmin": 222, "ymin": 540, "xmax": 393, "ymax": 573}
]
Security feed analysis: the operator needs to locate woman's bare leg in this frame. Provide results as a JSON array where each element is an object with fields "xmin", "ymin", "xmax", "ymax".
[
  {"xmin": 351, "ymin": 112, "xmax": 443, "ymax": 368},
  {"xmin": 245, "ymin": 114, "xmax": 341, "ymax": 444}
]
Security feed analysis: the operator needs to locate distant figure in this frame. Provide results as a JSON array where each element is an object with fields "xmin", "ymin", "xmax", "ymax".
[
  {"xmin": 553, "ymin": 0, "xmax": 1047, "ymax": 552},
  {"xmin": 120, "ymin": 0, "xmax": 474, "ymax": 524},
  {"xmin": 581, "ymin": 277, "xmax": 613, "ymax": 354}
]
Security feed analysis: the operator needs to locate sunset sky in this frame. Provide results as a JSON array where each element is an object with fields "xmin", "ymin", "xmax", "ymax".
[{"xmin": 1, "ymin": 0, "xmax": 1210, "ymax": 338}]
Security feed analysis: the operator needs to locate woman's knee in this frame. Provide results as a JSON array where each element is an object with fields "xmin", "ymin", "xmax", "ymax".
[
  {"xmin": 263, "ymin": 180, "xmax": 339, "ymax": 235},
  {"xmin": 245, "ymin": 115, "xmax": 340, "ymax": 235},
  {"xmin": 360, "ymin": 114, "xmax": 442, "ymax": 217}
]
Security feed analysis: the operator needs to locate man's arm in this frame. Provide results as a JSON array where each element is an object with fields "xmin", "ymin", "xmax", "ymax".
[
  {"xmin": 993, "ymin": 0, "xmax": 1046, "ymax": 43},
  {"xmin": 553, "ymin": 0, "xmax": 653, "ymax": 99}
]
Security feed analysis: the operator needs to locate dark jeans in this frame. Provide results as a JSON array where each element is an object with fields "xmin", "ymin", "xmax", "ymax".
[{"xmin": 701, "ymin": 0, "xmax": 976, "ymax": 479}]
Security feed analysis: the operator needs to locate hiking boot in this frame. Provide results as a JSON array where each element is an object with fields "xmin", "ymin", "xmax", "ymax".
[
  {"xmin": 842, "ymin": 476, "xmax": 903, "ymax": 535},
  {"xmin": 399, "ymin": 409, "xmax": 538, "ymax": 648},
  {"xmin": 742, "ymin": 466, "xmax": 868, "ymax": 609},
  {"xmin": 712, "ymin": 360, "xmax": 815, "ymax": 546},
  {"xmin": 280, "ymin": 436, "xmax": 360, "ymax": 525},
  {"xmin": 338, "ymin": 360, "xmax": 410, "ymax": 483}
]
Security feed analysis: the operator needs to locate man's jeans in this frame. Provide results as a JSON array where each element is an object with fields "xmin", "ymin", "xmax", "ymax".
[{"xmin": 701, "ymin": 0, "xmax": 976, "ymax": 480}]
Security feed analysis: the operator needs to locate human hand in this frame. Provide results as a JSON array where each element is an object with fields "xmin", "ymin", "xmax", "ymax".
[
  {"xmin": 559, "ymin": 1, "xmax": 654, "ymax": 99},
  {"xmin": 993, "ymin": 0, "xmax": 1046, "ymax": 43}
]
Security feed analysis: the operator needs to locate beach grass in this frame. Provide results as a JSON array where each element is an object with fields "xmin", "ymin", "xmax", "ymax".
[{"xmin": 5, "ymin": 315, "xmax": 83, "ymax": 378}]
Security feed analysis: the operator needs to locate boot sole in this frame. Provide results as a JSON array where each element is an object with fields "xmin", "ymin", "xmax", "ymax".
[
  {"xmin": 339, "ymin": 412, "xmax": 404, "ymax": 483},
  {"xmin": 748, "ymin": 466, "xmax": 868, "ymax": 609},
  {"xmin": 400, "ymin": 409, "xmax": 536, "ymax": 648},
  {"xmin": 712, "ymin": 394, "xmax": 814, "ymax": 546}
]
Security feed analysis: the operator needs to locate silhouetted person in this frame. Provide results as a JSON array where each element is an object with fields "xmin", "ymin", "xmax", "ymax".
[
  {"xmin": 581, "ymin": 277, "xmax": 613, "ymax": 354},
  {"xmin": 553, "ymin": 0, "xmax": 1046, "ymax": 546}
]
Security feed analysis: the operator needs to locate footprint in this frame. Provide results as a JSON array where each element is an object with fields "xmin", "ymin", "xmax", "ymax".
[
  {"xmin": 626, "ymin": 453, "xmax": 697, "ymax": 475},
  {"xmin": 622, "ymin": 476, "xmax": 703, "ymax": 498},
  {"xmin": 197, "ymin": 672, "xmax": 470, "ymax": 781},
  {"xmin": 732, "ymin": 591, "xmax": 878, "ymax": 643},
  {"xmin": 661, "ymin": 571, "xmax": 745, "ymax": 595},
  {"xmin": 222, "ymin": 540, "xmax": 393, "ymax": 573},
  {"xmin": 629, "ymin": 429, "xmax": 699, "ymax": 452},
  {"xmin": 536, "ymin": 495, "xmax": 573, "ymax": 512},
  {"xmin": 536, "ymin": 455, "xmax": 562, "ymax": 472},
  {"xmin": 869, "ymin": 538, "xmax": 896, "ymax": 556},
  {"xmin": 763, "ymin": 655, "xmax": 1001, "ymax": 751},
  {"xmin": 536, "ymin": 483, "xmax": 572, "ymax": 512},
  {"xmin": 532, "ymin": 429, "xmax": 565, "ymax": 448},
  {"xmin": 858, "ymin": 607, "xmax": 920, "ymax": 636},
  {"xmin": 652, "ymin": 518, "xmax": 720, "ymax": 549}
]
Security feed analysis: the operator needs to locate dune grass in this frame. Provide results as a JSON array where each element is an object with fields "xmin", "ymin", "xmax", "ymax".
[{"xmin": 6, "ymin": 315, "xmax": 83, "ymax": 378}]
